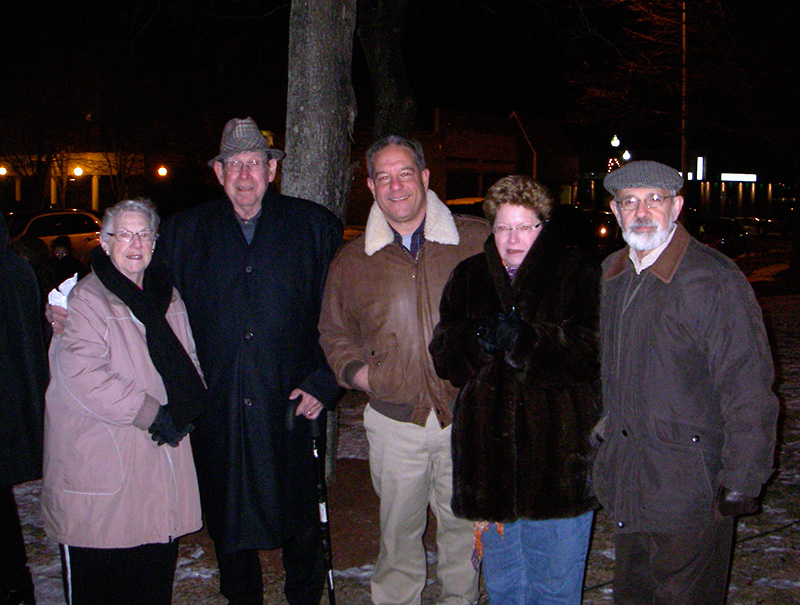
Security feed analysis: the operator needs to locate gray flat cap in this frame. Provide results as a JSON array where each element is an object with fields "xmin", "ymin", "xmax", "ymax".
[
  {"xmin": 604, "ymin": 160, "xmax": 683, "ymax": 195},
  {"xmin": 208, "ymin": 117, "xmax": 285, "ymax": 166}
]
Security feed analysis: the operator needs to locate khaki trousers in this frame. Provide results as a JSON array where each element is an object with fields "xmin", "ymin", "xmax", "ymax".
[{"xmin": 364, "ymin": 404, "xmax": 479, "ymax": 605}]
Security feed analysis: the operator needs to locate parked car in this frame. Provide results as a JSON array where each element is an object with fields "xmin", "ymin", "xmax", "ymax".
[
  {"xmin": 734, "ymin": 216, "xmax": 787, "ymax": 237},
  {"xmin": 445, "ymin": 200, "xmax": 624, "ymax": 258},
  {"xmin": 548, "ymin": 205, "xmax": 623, "ymax": 258},
  {"xmin": 445, "ymin": 197, "xmax": 486, "ymax": 218},
  {"xmin": 3, "ymin": 210, "xmax": 36, "ymax": 239},
  {"xmin": 682, "ymin": 209, "xmax": 748, "ymax": 258},
  {"xmin": 12, "ymin": 210, "xmax": 102, "ymax": 263}
]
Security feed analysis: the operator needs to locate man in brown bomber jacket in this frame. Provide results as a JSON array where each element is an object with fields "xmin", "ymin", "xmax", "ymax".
[{"xmin": 319, "ymin": 135, "xmax": 489, "ymax": 604}]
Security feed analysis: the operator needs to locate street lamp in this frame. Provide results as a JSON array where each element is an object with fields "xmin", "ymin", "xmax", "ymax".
[
  {"xmin": 157, "ymin": 166, "xmax": 168, "ymax": 177},
  {"xmin": 73, "ymin": 166, "xmax": 84, "ymax": 177}
]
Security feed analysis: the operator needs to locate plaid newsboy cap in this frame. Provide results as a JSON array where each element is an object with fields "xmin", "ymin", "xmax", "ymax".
[
  {"xmin": 208, "ymin": 117, "xmax": 285, "ymax": 166},
  {"xmin": 604, "ymin": 160, "xmax": 683, "ymax": 195}
]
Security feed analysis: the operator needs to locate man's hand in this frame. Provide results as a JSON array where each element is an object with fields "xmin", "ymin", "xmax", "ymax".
[
  {"xmin": 291, "ymin": 388, "xmax": 324, "ymax": 420},
  {"xmin": 46, "ymin": 304, "xmax": 69, "ymax": 335},
  {"xmin": 714, "ymin": 486, "xmax": 760, "ymax": 518},
  {"xmin": 351, "ymin": 365, "xmax": 370, "ymax": 393}
]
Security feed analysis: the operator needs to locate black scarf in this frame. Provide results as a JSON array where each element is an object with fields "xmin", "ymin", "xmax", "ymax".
[{"xmin": 90, "ymin": 246, "xmax": 209, "ymax": 430}]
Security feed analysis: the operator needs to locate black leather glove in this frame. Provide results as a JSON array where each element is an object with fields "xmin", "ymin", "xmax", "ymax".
[
  {"xmin": 148, "ymin": 406, "xmax": 194, "ymax": 448},
  {"xmin": 714, "ymin": 486, "xmax": 760, "ymax": 517},
  {"xmin": 477, "ymin": 309, "xmax": 521, "ymax": 354},
  {"xmin": 476, "ymin": 322, "xmax": 499, "ymax": 354},
  {"xmin": 495, "ymin": 309, "xmax": 521, "ymax": 351}
]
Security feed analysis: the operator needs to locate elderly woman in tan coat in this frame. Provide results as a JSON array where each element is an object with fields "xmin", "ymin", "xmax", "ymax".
[{"xmin": 43, "ymin": 199, "xmax": 208, "ymax": 605}]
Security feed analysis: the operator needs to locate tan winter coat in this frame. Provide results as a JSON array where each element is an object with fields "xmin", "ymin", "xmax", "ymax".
[
  {"xmin": 42, "ymin": 273, "xmax": 202, "ymax": 548},
  {"xmin": 319, "ymin": 191, "xmax": 489, "ymax": 426}
]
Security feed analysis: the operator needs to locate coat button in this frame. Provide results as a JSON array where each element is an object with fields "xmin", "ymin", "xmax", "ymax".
[
  {"xmin": 243, "ymin": 398, "xmax": 253, "ymax": 407},
  {"xmin": 622, "ymin": 429, "xmax": 628, "ymax": 436},
  {"xmin": 245, "ymin": 265, "xmax": 253, "ymax": 274},
  {"xmin": 617, "ymin": 521, "xmax": 625, "ymax": 528},
  {"xmin": 244, "ymin": 330, "xmax": 254, "ymax": 340}
]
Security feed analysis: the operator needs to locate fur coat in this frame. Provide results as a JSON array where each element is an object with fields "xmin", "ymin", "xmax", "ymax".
[{"xmin": 429, "ymin": 225, "xmax": 602, "ymax": 522}]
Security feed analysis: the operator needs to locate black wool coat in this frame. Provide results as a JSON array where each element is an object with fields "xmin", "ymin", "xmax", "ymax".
[
  {"xmin": 429, "ymin": 226, "xmax": 602, "ymax": 522},
  {"xmin": 156, "ymin": 188, "xmax": 342, "ymax": 554},
  {"xmin": 1, "ymin": 219, "xmax": 48, "ymax": 486}
]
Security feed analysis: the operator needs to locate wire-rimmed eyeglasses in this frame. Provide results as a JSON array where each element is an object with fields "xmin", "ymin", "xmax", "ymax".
[
  {"xmin": 108, "ymin": 229, "xmax": 157, "ymax": 243},
  {"xmin": 614, "ymin": 194, "xmax": 673, "ymax": 211},
  {"xmin": 492, "ymin": 223, "xmax": 543, "ymax": 235},
  {"xmin": 224, "ymin": 159, "xmax": 266, "ymax": 172}
]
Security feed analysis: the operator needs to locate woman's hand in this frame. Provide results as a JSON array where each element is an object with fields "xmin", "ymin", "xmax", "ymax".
[{"xmin": 46, "ymin": 303, "xmax": 69, "ymax": 335}]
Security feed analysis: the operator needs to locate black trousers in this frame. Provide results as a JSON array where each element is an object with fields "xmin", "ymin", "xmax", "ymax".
[
  {"xmin": 0, "ymin": 484, "xmax": 35, "ymax": 601},
  {"xmin": 613, "ymin": 516, "xmax": 736, "ymax": 605},
  {"xmin": 216, "ymin": 521, "xmax": 326, "ymax": 605},
  {"xmin": 60, "ymin": 541, "xmax": 179, "ymax": 605}
]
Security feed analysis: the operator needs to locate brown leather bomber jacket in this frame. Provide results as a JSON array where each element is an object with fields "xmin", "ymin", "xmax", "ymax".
[{"xmin": 319, "ymin": 191, "xmax": 489, "ymax": 427}]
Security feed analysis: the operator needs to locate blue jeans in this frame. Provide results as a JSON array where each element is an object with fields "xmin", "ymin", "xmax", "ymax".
[{"xmin": 482, "ymin": 510, "xmax": 594, "ymax": 604}]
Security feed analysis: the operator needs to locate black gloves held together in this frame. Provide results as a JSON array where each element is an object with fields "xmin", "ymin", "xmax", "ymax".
[
  {"xmin": 148, "ymin": 405, "xmax": 194, "ymax": 448},
  {"xmin": 477, "ymin": 309, "xmax": 522, "ymax": 354}
]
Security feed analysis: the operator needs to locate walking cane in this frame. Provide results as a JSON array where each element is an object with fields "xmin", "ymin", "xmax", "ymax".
[
  {"xmin": 286, "ymin": 399, "xmax": 336, "ymax": 604},
  {"xmin": 310, "ymin": 415, "xmax": 336, "ymax": 605}
]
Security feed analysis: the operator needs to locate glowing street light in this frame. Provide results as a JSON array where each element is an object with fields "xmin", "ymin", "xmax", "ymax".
[
  {"xmin": 73, "ymin": 166, "xmax": 84, "ymax": 177},
  {"xmin": 611, "ymin": 135, "xmax": 621, "ymax": 148},
  {"xmin": 622, "ymin": 150, "xmax": 632, "ymax": 161},
  {"xmin": 0, "ymin": 167, "xmax": 7, "ymax": 176},
  {"xmin": 157, "ymin": 166, "xmax": 168, "ymax": 177}
]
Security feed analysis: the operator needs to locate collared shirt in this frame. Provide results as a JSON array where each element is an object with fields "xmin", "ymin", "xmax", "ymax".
[
  {"xmin": 235, "ymin": 207, "xmax": 262, "ymax": 244},
  {"xmin": 629, "ymin": 224, "xmax": 678, "ymax": 274},
  {"xmin": 392, "ymin": 219, "xmax": 426, "ymax": 259}
]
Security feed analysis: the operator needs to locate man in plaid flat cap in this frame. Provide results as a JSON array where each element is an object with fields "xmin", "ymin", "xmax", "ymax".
[
  {"xmin": 593, "ymin": 160, "xmax": 778, "ymax": 603},
  {"xmin": 169, "ymin": 117, "xmax": 342, "ymax": 604}
]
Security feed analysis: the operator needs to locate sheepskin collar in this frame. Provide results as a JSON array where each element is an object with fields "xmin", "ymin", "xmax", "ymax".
[{"xmin": 363, "ymin": 189, "xmax": 460, "ymax": 256}]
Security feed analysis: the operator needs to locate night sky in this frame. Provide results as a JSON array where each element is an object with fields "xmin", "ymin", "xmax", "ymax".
[{"xmin": 1, "ymin": 1, "xmax": 797, "ymax": 187}]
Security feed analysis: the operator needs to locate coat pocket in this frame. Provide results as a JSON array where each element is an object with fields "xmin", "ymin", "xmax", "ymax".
[
  {"xmin": 641, "ymin": 417, "xmax": 723, "ymax": 514},
  {"xmin": 61, "ymin": 421, "xmax": 125, "ymax": 495},
  {"xmin": 367, "ymin": 333, "xmax": 408, "ymax": 402}
]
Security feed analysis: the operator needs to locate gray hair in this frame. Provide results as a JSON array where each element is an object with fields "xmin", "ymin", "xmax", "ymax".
[
  {"xmin": 100, "ymin": 198, "xmax": 160, "ymax": 242},
  {"xmin": 366, "ymin": 135, "xmax": 426, "ymax": 180}
]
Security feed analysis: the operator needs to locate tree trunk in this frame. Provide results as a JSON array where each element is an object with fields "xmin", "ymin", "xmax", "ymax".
[
  {"xmin": 357, "ymin": 0, "xmax": 416, "ymax": 139},
  {"xmin": 283, "ymin": 0, "xmax": 357, "ymax": 223},
  {"xmin": 283, "ymin": 0, "xmax": 357, "ymax": 482}
]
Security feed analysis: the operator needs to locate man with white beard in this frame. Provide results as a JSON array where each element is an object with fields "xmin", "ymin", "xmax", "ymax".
[{"xmin": 593, "ymin": 160, "xmax": 779, "ymax": 604}]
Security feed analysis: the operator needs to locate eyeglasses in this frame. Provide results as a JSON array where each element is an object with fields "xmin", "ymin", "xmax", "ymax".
[
  {"xmin": 615, "ymin": 193, "xmax": 672, "ymax": 211},
  {"xmin": 224, "ymin": 159, "xmax": 265, "ymax": 172},
  {"xmin": 492, "ymin": 223, "xmax": 542, "ymax": 235},
  {"xmin": 108, "ymin": 229, "xmax": 157, "ymax": 243}
]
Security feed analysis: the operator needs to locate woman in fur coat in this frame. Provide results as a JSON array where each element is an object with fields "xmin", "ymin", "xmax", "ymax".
[{"xmin": 429, "ymin": 175, "xmax": 602, "ymax": 604}]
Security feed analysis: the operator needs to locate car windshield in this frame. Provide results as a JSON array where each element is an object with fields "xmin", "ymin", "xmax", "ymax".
[{"xmin": 25, "ymin": 214, "xmax": 100, "ymax": 237}]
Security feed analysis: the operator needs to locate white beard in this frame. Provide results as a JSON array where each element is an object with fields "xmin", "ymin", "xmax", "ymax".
[
  {"xmin": 622, "ymin": 218, "xmax": 672, "ymax": 251},
  {"xmin": 621, "ymin": 206, "xmax": 679, "ymax": 251}
]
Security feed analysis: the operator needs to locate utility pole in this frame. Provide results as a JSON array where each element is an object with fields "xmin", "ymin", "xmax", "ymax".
[{"xmin": 681, "ymin": 0, "xmax": 688, "ymax": 177}]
